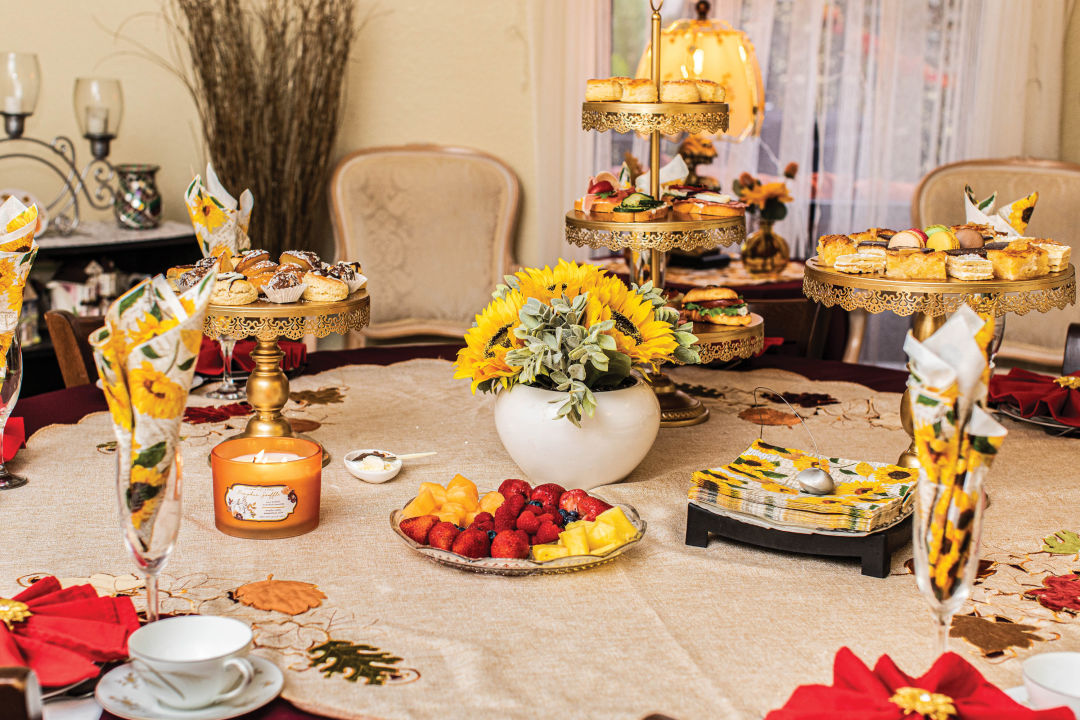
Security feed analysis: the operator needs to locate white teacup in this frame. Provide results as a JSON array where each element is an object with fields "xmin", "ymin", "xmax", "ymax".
[
  {"xmin": 127, "ymin": 616, "xmax": 255, "ymax": 710},
  {"xmin": 1023, "ymin": 651, "xmax": 1080, "ymax": 715}
]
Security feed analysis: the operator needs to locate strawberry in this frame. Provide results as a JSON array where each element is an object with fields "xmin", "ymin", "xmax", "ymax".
[
  {"xmin": 493, "ymin": 504, "xmax": 517, "ymax": 532},
  {"xmin": 469, "ymin": 512, "xmax": 494, "ymax": 533},
  {"xmin": 503, "ymin": 493, "xmax": 527, "ymax": 516},
  {"xmin": 534, "ymin": 521, "xmax": 561, "ymax": 544},
  {"xmin": 578, "ymin": 496, "xmax": 613, "ymax": 521},
  {"xmin": 536, "ymin": 511, "xmax": 562, "ymax": 528},
  {"xmin": 490, "ymin": 529, "xmax": 530, "ymax": 559},
  {"xmin": 513, "ymin": 529, "xmax": 530, "ymax": 546},
  {"xmin": 498, "ymin": 479, "xmax": 532, "ymax": 500},
  {"xmin": 451, "ymin": 528, "xmax": 491, "ymax": 558},
  {"xmin": 515, "ymin": 510, "xmax": 541, "ymax": 536},
  {"xmin": 559, "ymin": 489, "xmax": 589, "ymax": 514},
  {"xmin": 428, "ymin": 521, "xmax": 460, "ymax": 551},
  {"xmin": 521, "ymin": 500, "xmax": 544, "ymax": 515},
  {"xmin": 399, "ymin": 515, "xmax": 439, "ymax": 545},
  {"xmin": 530, "ymin": 483, "xmax": 566, "ymax": 510}
]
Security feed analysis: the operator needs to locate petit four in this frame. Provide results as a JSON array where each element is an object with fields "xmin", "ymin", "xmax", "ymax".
[
  {"xmin": 853, "ymin": 240, "xmax": 888, "ymax": 258},
  {"xmin": 945, "ymin": 250, "xmax": 993, "ymax": 281},
  {"xmin": 885, "ymin": 248, "xmax": 946, "ymax": 280},
  {"xmin": 849, "ymin": 228, "xmax": 896, "ymax": 244},
  {"xmin": 1023, "ymin": 238, "xmax": 1071, "ymax": 272},
  {"xmin": 585, "ymin": 78, "xmax": 621, "ymax": 102},
  {"xmin": 262, "ymin": 267, "xmax": 306, "ymax": 304},
  {"xmin": 816, "ymin": 234, "xmax": 856, "ymax": 267},
  {"xmin": 986, "ymin": 240, "xmax": 1049, "ymax": 280},
  {"xmin": 835, "ymin": 253, "xmax": 885, "ymax": 274}
]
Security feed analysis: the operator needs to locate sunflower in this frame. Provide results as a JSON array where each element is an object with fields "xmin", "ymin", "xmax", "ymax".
[
  {"xmin": 454, "ymin": 290, "xmax": 526, "ymax": 392},
  {"xmin": 3, "ymin": 204, "xmax": 36, "ymax": 233},
  {"xmin": 1005, "ymin": 191, "xmax": 1038, "ymax": 233},
  {"xmin": 586, "ymin": 278, "xmax": 677, "ymax": 365},
  {"xmin": 181, "ymin": 328, "xmax": 203, "ymax": 356},
  {"xmin": 729, "ymin": 455, "xmax": 779, "ymax": 479},
  {"xmin": 853, "ymin": 461, "xmax": 875, "ymax": 477},
  {"xmin": 752, "ymin": 439, "xmax": 803, "ymax": 459},
  {"xmin": 102, "ymin": 378, "xmax": 133, "ymax": 431},
  {"xmin": 740, "ymin": 181, "xmax": 792, "ymax": 210},
  {"xmin": 872, "ymin": 466, "xmax": 918, "ymax": 484},
  {"xmin": 129, "ymin": 362, "xmax": 186, "ymax": 419},
  {"xmin": 128, "ymin": 313, "xmax": 180, "ymax": 349},
  {"xmin": 187, "ymin": 192, "xmax": 227, "ymax": 232},
  {"xmin": 512, "ymin": 259, "xmax": 605, "ymax": 303},
  {"xmin": 833, "ymin": 480, "xmax": 890, "ymax": 498}
]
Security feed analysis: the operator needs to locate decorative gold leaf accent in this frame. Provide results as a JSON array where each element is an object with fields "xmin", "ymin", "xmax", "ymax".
[
  {"xmin": 0, "ymin": 598, "xmax": 31, "ymax": 629},
  {"xmin": 738, "ymin": 407, "xmax": 802, "ymax": 427},
  {"xmin": 289, "ymin": 388, "xmax": 344, "ymax": 405}
]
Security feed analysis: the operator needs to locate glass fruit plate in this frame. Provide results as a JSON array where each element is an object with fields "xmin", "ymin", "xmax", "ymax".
[{"xmin": 389, "ymin": 500, "xmax": 646, "ymax": 576}]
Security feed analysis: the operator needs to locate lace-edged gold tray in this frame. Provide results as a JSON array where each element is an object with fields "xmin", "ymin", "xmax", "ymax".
[
  {"xmin": 582, "ymin": 101, "xmax": 729, "ymax": 135},
  {"xmin": 803, "ymin": 258, "xmax": 1076, "ymax": 317},
  {"xmin": 565, "ymin": 211, "xmax": 745, "ymax": 253},
  {"xmin": 204, "ymin": 290, "xmax": 370, "ymax": 340},
  {"xmin": 682, "ymin": 313, "xmax": 764, "ymax": 364}
]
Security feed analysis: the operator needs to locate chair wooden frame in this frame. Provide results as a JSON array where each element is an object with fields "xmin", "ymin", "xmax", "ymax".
[
  {"xmin": 44, "ymin": 310, "xmax": 103, "ymax": 388},
  {"xmin": 329, "ymin": 144, "xmax": 520, "ymax": 341}
]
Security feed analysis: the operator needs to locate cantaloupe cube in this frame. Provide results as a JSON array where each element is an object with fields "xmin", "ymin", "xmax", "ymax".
[
  {"xmin": 446, "ymin": 474, "xmax": 476, "ymax": 494},
  {"xmin": 401, "ymin": 489, "xmax": 436, "ymax": 519},
  {"xmin": 559, "ymin": 526, "xmax": 590, "ymax": 556},
  {"xmin": 532, "ymin": 544, "xmax": 570, "ymax": 562},
  {"xmin": 596, "ymin": 507, "xmax": 638, "ymax": 542},
  {"xmin": 418, "ymin": 482, "xmax": 447, "ymax": 507},
  {"xmin": 446, "ymin": 484, "xmax": 478, "ymax": 510},
  {"xmin": 478, "ymin": 491, "xmax": 505, "ymax": 514}
]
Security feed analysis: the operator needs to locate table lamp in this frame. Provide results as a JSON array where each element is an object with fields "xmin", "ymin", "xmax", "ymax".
[{"xmin": 635, "ymin": 0, "xmax": 763, "ymax": 141}]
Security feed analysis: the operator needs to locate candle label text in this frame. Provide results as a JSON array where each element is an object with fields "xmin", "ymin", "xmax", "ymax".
[{"xmin": 225, "ymin": 484, "xmax": 298, "ymax": 522}]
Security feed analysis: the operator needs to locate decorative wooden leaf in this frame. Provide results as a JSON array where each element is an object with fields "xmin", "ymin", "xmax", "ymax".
[
  {"xmin": 1025, "ymin": 573, "xmax": 1080, "ymax": 614},
  {"xmin": 290, "ymin": 387, "xmax": 344, "ymax": 405},
  {"xmin": 738, "ymin": 407, "xmax": 801, "ymax": 427},
  {"xmin": 234, "ymin": 574, "xmax": 326, "ymax": 615},
  {"xmin": 1042, "ymin": 530, "xmax": 1080, "ymax": 555},
  {"xmin": 950, "ymin": 614, "xmax": 1045, "ymax": 657},
  {"xmin": 308, "ymin": 640, "xmax": 407, "ymax": 685},
  {"xmin": 763, "ymin": 391, "xmax": 839, "ymax": 408}
]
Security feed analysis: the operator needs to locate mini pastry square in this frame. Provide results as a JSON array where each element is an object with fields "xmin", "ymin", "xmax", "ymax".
[
  {"xmin": 946, "ymin": 253, "xmax": 993, "ymax": 281},
  {"xmin": 834, "ymin": 253, "xmax": 884, "ymax": 274},
  {"xmin": 816, "ymin": 234, "xmax": 856, "ymax": 267},
  {"xmin": 1023, "ymin": 238, "xmax": 1071, "ymax": 272},
  {"xmin": 585, "ymin": 78, "xmax": 621, "ymax": 102},
  {"xmin": 885, "ymin": 249, "xmax": 946, "ymax": 280},
  {"xmin": 986, "ymin": 240, "xmax": 1049, "ymax": 280}
]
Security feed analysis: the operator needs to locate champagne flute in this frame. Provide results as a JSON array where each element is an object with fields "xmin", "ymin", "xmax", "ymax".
[
  {"xmin": 117, "ymin": 447, "xmax": 182, "ymax": 622},
  {"xmin": 0, "ymin": 311, "xmax": 26, "ymax": 490},
  {"xmin": 206, "ymin": 336, "xmax": 245, "ymax": 400}
]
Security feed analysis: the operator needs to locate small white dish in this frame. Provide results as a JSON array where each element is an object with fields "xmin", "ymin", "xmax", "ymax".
[
  {"xmin": 344, "ymin": 448, "xmax": 403, "ymax": 483},
  {"xmin": 1023, "ymin": 651, "xmax": 1080, "ymax": 715},
  {"xmin": 95, "ymin": 655, "xmax": 283, "ymax": 720}
]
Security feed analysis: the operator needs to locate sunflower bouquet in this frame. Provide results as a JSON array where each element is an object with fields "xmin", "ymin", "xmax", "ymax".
[
  {"xmin": 733, "ymin": 163, "xmax": 797, "ymax": 222},
  {"xmin": 454, "ymin": 260, "xmax": 698, "ymax": 424}
]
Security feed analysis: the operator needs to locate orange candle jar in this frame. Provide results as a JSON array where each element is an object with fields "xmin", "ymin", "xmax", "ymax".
[{"xmin": 210, "ymin": 437, "xmax": 322, "ymax": 539}]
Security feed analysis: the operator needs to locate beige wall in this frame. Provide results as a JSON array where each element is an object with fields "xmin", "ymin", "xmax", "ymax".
[
  {"xmin": 3, "ymin": 0, "xmax": 538, "ymax": 263},
  {"xmin": 1062, "ymin": 3, "xmax": 1080, "ymax": 163}
]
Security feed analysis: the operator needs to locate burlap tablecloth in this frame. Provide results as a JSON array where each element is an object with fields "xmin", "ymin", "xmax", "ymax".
[{"xmin": 4, "ymin": 359, "xmax": 1079, "ymax": 720}]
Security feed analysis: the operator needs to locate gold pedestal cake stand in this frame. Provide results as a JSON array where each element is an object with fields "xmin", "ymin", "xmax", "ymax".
[
  {"xmin": 803, "ymin": 259, "xmax": 1076, "ymax": 466},
  {"xmin": 204, "ymin": 290, "xmax": 370, "ymax": 465},
  {"xmin": 564, "ymin": 0, "xmax": 748, "ymax": 427}
]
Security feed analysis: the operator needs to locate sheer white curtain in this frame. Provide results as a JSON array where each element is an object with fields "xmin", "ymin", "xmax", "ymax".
[{"xmin": 526, "ymin": 0, "xmax": 610, "ymax": 266}]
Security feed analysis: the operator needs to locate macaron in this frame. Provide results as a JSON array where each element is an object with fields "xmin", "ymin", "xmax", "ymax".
[{"xmin": 955, "ymin": 227, "xmax": 985, "ymax": 249}]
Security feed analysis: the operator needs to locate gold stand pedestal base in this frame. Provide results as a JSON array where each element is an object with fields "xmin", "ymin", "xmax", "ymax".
[{"xmin": 650, "ymin": 372, "xmax": 710, "ymax": 427}]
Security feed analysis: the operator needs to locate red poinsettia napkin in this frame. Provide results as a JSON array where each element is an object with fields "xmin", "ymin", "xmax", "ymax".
[
  {"xmin": 0, "ymin": 576, "xmax": 139, "ymax": 687},
  {"xmin": 195, "ymin": 336, "xmax": 307, "ymax": 376},
  {"xmin": 989, "ymin": 368, "xmax": 1080, "ymax": 427},
  {"xmin": 765, "ymin": 647, "xmax": 1074, "ymax": 719}
]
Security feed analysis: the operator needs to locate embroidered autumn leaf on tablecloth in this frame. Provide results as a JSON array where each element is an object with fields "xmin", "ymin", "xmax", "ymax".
[
  {"xmin": 308, "ymin": 640, "xmax": 408, "ymax": 685},
  {"xmin": 234, "ymin": 575, "xmax": 327, "ymax": 615},
  {"xmin": 738, "ymin": 407, "xmax": 802, "ymax": 427},
  {"xmin": 290, "ymin": 387, "xmax": 345, "ymax": 405},
  {"xmin": 950, "ymin": 614, "xmax": 1047, "ymax": 657},
  {"xmin": 1042, "ymin": 530, "xmax": 1080, "ymax": 555},
  {"xmin": 1025, "ymin": 573, "xmax": 1080, "ymax": 614}
]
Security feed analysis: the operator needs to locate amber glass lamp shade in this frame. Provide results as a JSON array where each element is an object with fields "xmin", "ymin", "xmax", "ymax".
[{"xmin": 636, "ymin": 17, "xmax": 764, "ymax": 142}]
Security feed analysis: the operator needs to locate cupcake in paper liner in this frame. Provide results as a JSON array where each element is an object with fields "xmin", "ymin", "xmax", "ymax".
[{"xmin": 262, "ymin": 267, "xmax": 307, "ymax": 303}]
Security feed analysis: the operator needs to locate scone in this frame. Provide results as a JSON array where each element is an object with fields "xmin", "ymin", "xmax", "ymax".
[
  {"xmin": 660, "ymin": 80, "xmax": 699, "ymax": 103},
  {"xmin": 302, "ymin": 272, "xmax": 348, "ymax": 302},
  {"xmin": 210, "ymin": 272, "xmax": 258, "ymax": 305},
  {"xmin": 325, "ymin": 261, "xmax": 366, "ymax": 293},
  {"xmin": 694, "ymin": 79, "xmax": 723, "ymax": 102},
  {"xmin": 835, "ymin": 253, "xmax": 884, "ymax": 274},
  {"xmin": 235, "ymin": 249, "xmax": 271, "ymax": 273},
  {"xmin": 986, "ymin": 240, "xmax": 1049, "ymax": 280},
  {"xmin": 885, "ymin": 248, "xmax": 946, "ymax": 280},
  {"xmin": 1023, "ymin": 238, "xmax": 1071, "ymax": 272},
  {"xmin": 280, "ymin": 250, "xmax": 321, "ymax": 271},
  {"xmin": 816, "ymin": 234, "xmax": 856, "ymax": 267},
  {"xmin": 621, "ymin": 79, "xmax": 658, "ymax": 102},
  {"xmin": 585, "ymin": 78, "xmax": 621, "ymax": 102},
  {"xmin": 946, "ymin": 250, "xmax": 993, "ymax": 281}
]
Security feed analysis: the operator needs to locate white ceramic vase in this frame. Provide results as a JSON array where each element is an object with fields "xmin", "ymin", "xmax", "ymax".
[{"xmin": 492, "ymin": 378, "xmax": 661, "ymax": 490}]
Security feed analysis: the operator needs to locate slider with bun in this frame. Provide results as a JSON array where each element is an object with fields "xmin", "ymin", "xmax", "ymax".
[{"xmin": 682, "ymin": 286, "xmax": 752, "ymax": 326}]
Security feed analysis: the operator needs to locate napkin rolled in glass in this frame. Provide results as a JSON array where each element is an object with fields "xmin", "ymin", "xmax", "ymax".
[
  {"xmin": 0, "ymin": 311, "xmax": 24, "ymax": 490},
  {"xmin": 90, "ymin": 271, "xmax": 216, "ymax": 621},
  {"xmin": 905, "ymin": 305, "xmax": 1007, "ymax": 654}
]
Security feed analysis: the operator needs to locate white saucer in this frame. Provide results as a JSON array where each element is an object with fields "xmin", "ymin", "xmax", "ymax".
[
  {"xmin": 95, "ymin": 656, "xmax": 283, "ymax": 720},
  {"xmin": 1005, "ymin": 685, "xmax": 1030, "ymax": 707}
]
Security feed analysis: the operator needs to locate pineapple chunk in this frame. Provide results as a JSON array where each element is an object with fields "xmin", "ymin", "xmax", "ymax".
[
  {"xmin": 564, "ymin": 520, "xmax": 587, "ymax": 530},
  {"xmin": 478, "ymin": 491, "xmax": 505, "ymax": 514},
  {"xmin": 446, "ymin": 484, "xmax": 479, "ymax": 510},
  {"xmin": 590, "ymin": 541, "xmax": 622, "ymax": 556},
  {"xmin": 418, "ymin": 482, "xmax": 447, "ymax": 506},
  {"xmin": 463, "ymin": 510, "xmax": 480, "ymax": 526},
  {"xmin": 596, "ymin": 507, "xmax": 638, "ymax": 542},
  {"xmin": 401, "ymin": 489, "xmax": 436, "ymax": 519},
  {"xmin": 532, "ymin": 544, "xmax": 570, "ymax": 562},
  {"xmin": 559, "ymin": 525, "xmax": 590, "ymax": 556},
  {"xmin": 585, "ymin": 519, "xmax": 618, "ymax": 549}
]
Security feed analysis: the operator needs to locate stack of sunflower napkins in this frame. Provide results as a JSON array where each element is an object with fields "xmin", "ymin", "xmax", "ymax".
[{"xmin": 689, "ymin": 438, "xmax": 918, "ymax": 533}]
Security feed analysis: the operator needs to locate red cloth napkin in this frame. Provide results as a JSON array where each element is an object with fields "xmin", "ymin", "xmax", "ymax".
[
  {"xmin": 765, "ymin": 647, "xmax": 1073, "ymax": 719},
  {"xmin": 759, "ymin": 336, "xmax": 785, "ymax": 355},
  {"xmin": 0, "ymin": 576, "xmax": 139, "ymax": 687},
  {"xmin": 989, "ymin": 368, "xmax": 1080, "ymax": 427},
  {"xmin": 196, "ymin": 337, "xmax": 307, "ymax": 376},
  {"xmin": 183, "ymin": 402, "xmax": 253, "ymax": 425},
  {"xmin": 4, "ymin": 416, "xmax": 24, "ymax": 461}
]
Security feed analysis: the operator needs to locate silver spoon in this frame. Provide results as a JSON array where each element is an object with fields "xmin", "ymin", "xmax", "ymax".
[{"xmin": 753, "ymin": 387, "xmax": 835, "ymax": 495}]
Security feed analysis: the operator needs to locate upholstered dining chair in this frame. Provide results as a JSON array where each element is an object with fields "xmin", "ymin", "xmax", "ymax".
[
  {"xmin": 44, "ymin": 310, "xmax": 102, "ymax": 388},
  {"xmin": 912, "ymin": 157, "xmax": 1080, "ymax": 370},
  {"xmin": 329, "ymin": 144, "xmax": 520, "ymax": 346}
]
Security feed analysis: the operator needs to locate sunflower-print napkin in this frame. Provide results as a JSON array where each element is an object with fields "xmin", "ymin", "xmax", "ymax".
[
  {"xmin": 689, "ymin": 438, "xmax": 918, "ymax": 533},
  {"xmin": 90, "ymin": 270, "xmax": 216, "ymax": 547},
  {"xmin": 963, "ymin": 184, "xmax": 1037, "ymax": 236},
  {"xmin": 0, "ymin": 197, "xmax": 40, "ymax": 372},
  {"xmin": 184, "ymin": 163, "xmax": 253, "ymax": 259}
]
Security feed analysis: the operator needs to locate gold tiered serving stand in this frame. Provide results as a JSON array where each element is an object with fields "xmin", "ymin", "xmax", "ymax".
[
  {"xmin": 803, "ymin": 259, "xmax": 1076, "ymax": 466},
  {"xmin": 204, "ymin": 290, "xmax": 370, "ymax": 465},
  {"xmin": 565, "ymin": 0, "xmax": 751, "ymax": 427}
]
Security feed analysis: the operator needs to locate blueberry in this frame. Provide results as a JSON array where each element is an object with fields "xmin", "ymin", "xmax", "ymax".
[
  {"xmin": 567, "ymin": 511, "xmax": 580, "ymax": 522},
  {"xmin": 455, "ymin": 525, "xmax": 465, "ymax": 532},
  {"xmin": 559, "ymin": 509, "xmax": 571, "ymax": 521},
  {"xmin": 527, "ymin": 500, "xmax": 543, "ymax": 508},
  {"xmin": 487, "ymin": 530, "xmax": 497, "ymax": 541}
]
